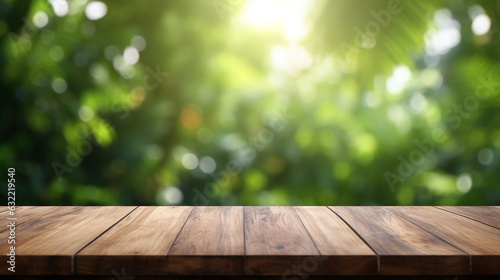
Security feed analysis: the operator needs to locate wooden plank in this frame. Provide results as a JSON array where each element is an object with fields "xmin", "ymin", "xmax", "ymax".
[
  {"xmin": 394, "ymin": 206, "xmax": 500, "ymax": 275},
  {"xmin": 0, "ymin": 206, "xmax": 135, "ymax": 275},
  {"xmin": 294, "ymin": 206, "xmax": 377, "ymax": 275},
  {"xmin": 244, "ymin": 206, "xmax": 320, "ymax": 276},
  {"xmin": 167, "ymin": 206, "xmax": 244, "ymax": 275},
  {"xmin": 0, "ymin": 206, "xmax": 66, "ymax": 226},
  {"xmin": 4, "ymin": 206, "xmax": 498, "ymax": 277},
  {"xmin": 76, "ymin": 206, "xmax": 193, "ymax": 275},
  {"xmin": 329, "ymin": 206, "xmax": 469, "ymax": 276},
  {"xmin": 437, "ymin": 206, "xmax": 500, "ymax": 229}
]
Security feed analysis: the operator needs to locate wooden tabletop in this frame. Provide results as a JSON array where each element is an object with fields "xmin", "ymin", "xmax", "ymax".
[{"xmin": 1, "ymin": 206, "xmax": 499, "ymax": 278}]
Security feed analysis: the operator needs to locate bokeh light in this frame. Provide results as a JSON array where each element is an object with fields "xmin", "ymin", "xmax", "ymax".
[
  {"xmin": 2, "ymin": 0, "xmax": 499, "ymax": 207},
  {"xmin": 181, "ymin": 105, "xmax": 202, "ymax": 130}
]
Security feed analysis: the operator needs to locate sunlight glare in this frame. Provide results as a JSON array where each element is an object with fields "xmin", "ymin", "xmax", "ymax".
[
  {"xmin": 472, "ymin": 14, "xmax": 491, "ymax": 36},
  {"xmin": 425, "ymin": 9, "xmax": 461, "ymax": 55},
  {"xmin": 240, "ymin": 0, "xmax": 282, "ymax": 27},
  {"xmin": 386, "ymin": 66, "xmax": 411, "ymax": 94},
  {"xmin": 49, "ymin": 0, "xmax": 69, "ymax": 17},
  {"xmin": 271, "ymin": 45, "xmax": 312, "ymax": 76},
  {"xmin": 240, "ymin": 0, "xmax": 312, "ymax": 43},
  {"xmin": 85, "ymin": 1, "xmax": 107, "ymax": 21}
]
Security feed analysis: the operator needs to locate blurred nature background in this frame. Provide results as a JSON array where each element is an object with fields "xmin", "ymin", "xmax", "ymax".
[{"xmin": 1, "ymin": 0, "xmax": 500, "ymax": 206}]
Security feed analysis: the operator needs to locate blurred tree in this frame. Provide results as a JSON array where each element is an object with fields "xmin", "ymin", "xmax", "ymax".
[{"xmin": 1, "ymin": 0, "xmax": 499, "ymax": 206}]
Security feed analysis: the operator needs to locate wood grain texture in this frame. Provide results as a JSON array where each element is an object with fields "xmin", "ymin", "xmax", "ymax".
[
  {"xmin": 294, "ymin": 206, "xmax": 377, "ymax": 275},
  {"xmin": 77, "ymin": 206, "xmax": 193, "ymax": 275},
  {"xmin": 244, "ymin": 206, "xmax": 320, "ymax": 275},
  {"xmin": 0, "ymin": 206, "xmax": 135, "ymax": 275},
  {"xmin": 394, "ymin": 206, "xmax": 500, "ymax": 275},
  {"xmin": 330, "ymin": 206, "xmax": 469, "ymax": 276},
  {"xmin": 437, "ymin": 206, "xmax": 500, "ymax": 229},
  {"xmin": 167, "ymin": 206, "xmax": 244, "ymax": 275},
  {"xmin": 4, "ymin": 206, "xmax": 500, "ymax": 277}
]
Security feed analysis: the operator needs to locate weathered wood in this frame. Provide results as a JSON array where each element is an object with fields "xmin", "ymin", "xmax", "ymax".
[
  {"xmin": 395, "ymin": 206, "xmax": 500, "ymax": 275},
  {"xmin": 0, "ymin": 206, "xmax": 136, "ymax": 275},
  {"xmin": 244, "ymin": 206, "xmax": 320, "ymax": 275},
  {"xmin": 167, "ymin": 206, "xmax": 244, "ymax": 275},
  {"xmin": 76, "ymin": 206, "xmax": 193, "ymax": 275},
  {"xmin": 330, "ymin": 206, "xmax": 469, "ymax": 275},
  {"xmin": 294, "ymin": 206, "xmax": 377, "ymax": 275}
]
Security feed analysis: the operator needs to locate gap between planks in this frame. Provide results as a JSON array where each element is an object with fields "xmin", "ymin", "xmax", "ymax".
[
  {"xmin": 70, "ymin": 206, "xmax": 140, "ymax": 275},
  {"xmin": 394, "ymin": 206, "xmax": 500, "ymax": 275},
  {"xmin": 396, "ymin": 210, "xmax": 473, "ymax": 273},
  {"xmin": 166, "ymin": 207, "xmax": 196, "ymax": 257},
  {"xmin": 434, "ymin": 206, "xmax": 500, "ymax": 230},
  {"xmin": 53, "ymin": 206, "xmax": 499, "ymax": 276},
  {"xmin": 71, "ymin": 206, "xmax": 386, "ymax": 276},
  {"xmin": 292, "ymin": 206, "xmax": 323, "ymax": 273},
  {"xmin": 326, "ymin": 207, "xmax": 381, "ymax": 274}
]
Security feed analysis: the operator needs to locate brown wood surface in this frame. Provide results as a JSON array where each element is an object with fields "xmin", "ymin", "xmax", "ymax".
[
  {"xmin": 244, "ymin": 206, "xmax": 320, "ymax": 275},
  {"xmin": 2, "ymin": 206, "xmax": 500, "ymax": 277},
  {"xmin": 294, "ymin": 206, "xmax": 377, "ymax": 275},
  {"xmin": 76, "ymin": 206, "xmax": 193, "ymax": 275},
  {"xmin": 0, "ymin": 206, "xmax": 136, "ymax": 275},
  {"xmin": 394, "ymin": 206, "xmax": 500, "ymax": 275},
  {"xmin": 167, "ymin": 206, "xmax": 244, "ymax": 275},
  {"xmin": 437, "ymin": 206, "xmax": 500, "ymax": 229},
  {"xmin": 329, "ymin": 206, "xmax": 469, "ymax": 275}
]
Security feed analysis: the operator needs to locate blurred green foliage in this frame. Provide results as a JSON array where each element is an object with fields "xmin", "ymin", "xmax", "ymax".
[{"xmin": 1, "ymin": 0, "xmax": 499, "ymax": 206}]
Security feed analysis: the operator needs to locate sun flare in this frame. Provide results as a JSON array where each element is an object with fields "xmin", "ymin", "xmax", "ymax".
[{"xmin": 239, "ymin": 0, "xmax": 313, "ymax": 43}]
